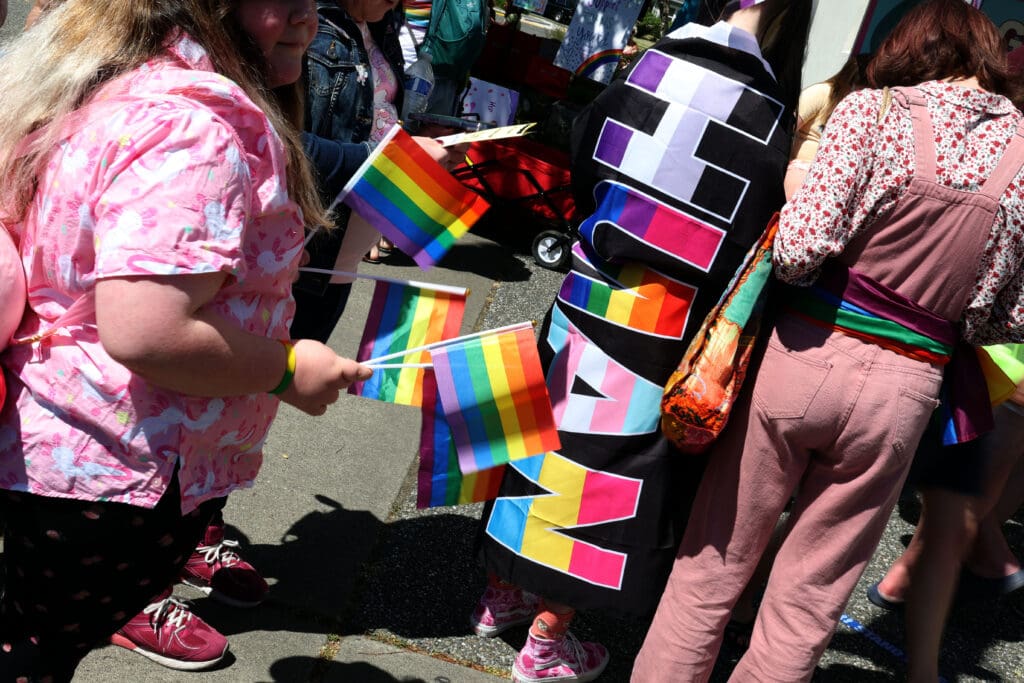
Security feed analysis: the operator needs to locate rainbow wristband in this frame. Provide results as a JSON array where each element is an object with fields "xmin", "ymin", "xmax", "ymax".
[{"xmin": 269, "ymin": 340, "xmax": 296, "ymax": 395}]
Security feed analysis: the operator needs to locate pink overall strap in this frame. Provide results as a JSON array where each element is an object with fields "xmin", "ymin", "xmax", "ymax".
[
  {"xmin": 10, "ymin": 291, "xmax": 95, "ymax": 346},
  {"xmin": 890, "ymin": 87, "xmax": 937, "ymax": 183},
  {"xmin": 976, "ymin": 118, "xmax": 1024, "ymax": 203}
]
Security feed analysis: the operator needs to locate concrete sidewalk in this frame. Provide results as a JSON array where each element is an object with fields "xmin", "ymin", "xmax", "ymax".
[{"xmin": 60, "ymin": 217, "xmax": 1024, "ymax": 683}]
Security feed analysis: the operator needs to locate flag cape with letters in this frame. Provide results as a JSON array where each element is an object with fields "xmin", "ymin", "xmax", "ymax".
[
  {"xmin": 480, "ymin": 21, "xmax": 794, "ymax": 614},
  {"xmin": 417, "ymin": 369, "xmax": 506, "ymax": 508},
  {"xmin": 349, "ymin": 280, "xmax": 467, "ymax": 406},
  {"xmin": 338, "ymin": 125, "xmax": 490, "ymax": 269},
  {"xmin": 431, "ymin": 326, "xmax": 560, "ymax": 474}
]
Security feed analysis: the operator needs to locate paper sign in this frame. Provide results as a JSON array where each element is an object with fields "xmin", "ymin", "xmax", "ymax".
[
  {"xmin": 461, "ymin": 77, "xmax": 520, "ymax": 127},
  {"xmin": 553, "ymin": 0, "xmax": 644, "ymax": 84},
  {"xmin": 435, "ymin": 123, "xmax": 536, "ymax": 147}
]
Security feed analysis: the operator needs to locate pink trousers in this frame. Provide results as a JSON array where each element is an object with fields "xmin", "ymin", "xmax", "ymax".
[{"xmin": 632, "ymin": 314, "xmax": 943, "ymax": 682}]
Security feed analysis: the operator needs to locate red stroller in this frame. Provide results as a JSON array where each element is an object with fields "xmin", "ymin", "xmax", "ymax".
[{"xmin": 453, "ymin": 135, "xmax": 580, "ymax": 269}]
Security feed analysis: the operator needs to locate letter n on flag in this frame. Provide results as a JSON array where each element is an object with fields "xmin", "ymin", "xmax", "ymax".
[
  {"xmin": 336, "ymin": 124, "xmax": 490, "ymax": 270},
  {"xmin": 430, "ymin": 327, "xmax": 561, "ymax": 474}
]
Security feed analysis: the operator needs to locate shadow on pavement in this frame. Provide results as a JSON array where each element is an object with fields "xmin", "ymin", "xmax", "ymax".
[{"xmin": 267, "ymin": 655, "xmax": 438, "ymax": 682}]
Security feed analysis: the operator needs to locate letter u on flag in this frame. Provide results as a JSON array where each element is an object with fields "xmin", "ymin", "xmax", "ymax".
[
  {"xmin": 336, "ymin": 124, "xmax": 490, "ymax": 269},
  {"xmin": 430, "ymin": 326, "xmax": 561, "ymax": 474},
  {"xmin": 349, "ymin": 279, "xmax": 467, "ymax": 406}
]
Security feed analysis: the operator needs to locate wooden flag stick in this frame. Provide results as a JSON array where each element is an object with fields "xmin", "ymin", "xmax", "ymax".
[
  {"xmin": 299, "ymin": 267, "xmax": 470, "ymax": 297},
  {"xmin": 363, "ymin": 320, "xmax": 535, "ymax": 366}
]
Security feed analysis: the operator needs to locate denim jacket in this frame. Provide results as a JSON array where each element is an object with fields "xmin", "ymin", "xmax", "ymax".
[{"xmin": 299, "ymin": 2, "xmax": 406, "ymax": 294}]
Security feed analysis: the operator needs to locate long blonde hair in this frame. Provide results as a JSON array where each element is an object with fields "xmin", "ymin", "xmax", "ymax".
[{"xmin": 0, "ymin": 0, "xmax": 328, "ymax": 229}]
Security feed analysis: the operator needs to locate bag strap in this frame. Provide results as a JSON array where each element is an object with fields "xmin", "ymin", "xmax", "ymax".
[{"xmin": 423, "ymin": 0, "xmax": 448, "ymax": 50}]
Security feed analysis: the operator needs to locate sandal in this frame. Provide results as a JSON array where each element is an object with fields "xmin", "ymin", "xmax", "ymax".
[
  {"xmin": 957, "ymin": 567, "xmax": 1024, "ymax": 602},
  {"xmin": 866, "ymin": 582, "xmax": 904, "ymax": 611},
  {"xmin": 723, "ymin": 618, "xmax": 754, "ymax": 651},
  {"xmin": 376, "ymin": 237, "xmax": 394, "ymax": 257},
  {"xmin": 362, "ymin": 245, "xmax": 384, "ymax": 264}
]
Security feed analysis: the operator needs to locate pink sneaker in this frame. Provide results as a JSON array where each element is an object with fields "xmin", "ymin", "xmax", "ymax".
[
  {"xmin": 512, "ymin": 631, "xmax": 609, "ymax": 682},
  {"xmin": 470, "ymin": 585, "xmax": 540, "ymax": 637},
  {"xmin": 180, "ymin": 522, "xmax": 269, "ymax": 608},
  {"xmin": 110, "ymin": 592, "xmax": 228, "ymax": 671}
]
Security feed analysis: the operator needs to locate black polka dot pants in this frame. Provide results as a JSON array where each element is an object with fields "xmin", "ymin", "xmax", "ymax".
[{"xmin": 0, "ymin": 475, "xmax": 225, "ymax": 682}]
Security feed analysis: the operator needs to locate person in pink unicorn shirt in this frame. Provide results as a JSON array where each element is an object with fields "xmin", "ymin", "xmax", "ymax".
[{"xmin": 0, "ymin": 0, "xmax": 373, "ymax": 680}]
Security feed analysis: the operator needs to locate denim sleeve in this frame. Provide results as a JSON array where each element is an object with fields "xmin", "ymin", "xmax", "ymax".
[{"xmin": 301, "ymin": 132, "xmax": 372, "ymax": 202}]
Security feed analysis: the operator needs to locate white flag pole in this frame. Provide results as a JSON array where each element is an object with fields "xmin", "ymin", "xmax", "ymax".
[
  {"xmin": 362, "ymin": 320, "xmax": 535, "ymax": 366},
  {"xmin": 299, "ymin": 267, "xmax": 469, "ymax": 297}
]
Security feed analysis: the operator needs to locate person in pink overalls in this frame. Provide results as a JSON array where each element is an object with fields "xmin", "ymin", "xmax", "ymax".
[{"xmin": 632, "ymin": 1, "xmax": 1024, "ymax": 681}]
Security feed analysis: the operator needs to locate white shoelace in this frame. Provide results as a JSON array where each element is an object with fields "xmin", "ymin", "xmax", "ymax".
[
  {"xmin": 197, "ymin": 539, "xmax": 241, "ymax": 567},
  {"xmin": 560, "ymin": 631, "xmax": 588, "ymax": 672},
  {"xmin": 144, "ymin": 596, "xmax": 193, "ymax": 634}
]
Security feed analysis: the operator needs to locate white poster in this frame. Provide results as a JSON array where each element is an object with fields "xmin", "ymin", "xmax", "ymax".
[{"xmin": 553, "ymin": 0, "xmax": 645, "ymax": 84}]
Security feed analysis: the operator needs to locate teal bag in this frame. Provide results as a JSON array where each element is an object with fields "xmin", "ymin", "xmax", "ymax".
[{"xmin": 422, "ymin": 0, "xmax": 489, "ymax": 79}]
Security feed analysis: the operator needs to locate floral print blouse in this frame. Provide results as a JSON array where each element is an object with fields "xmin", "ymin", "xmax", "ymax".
[{"xmin": 777, "ymin": 81, "xmax": 1024, "ymax": 344}]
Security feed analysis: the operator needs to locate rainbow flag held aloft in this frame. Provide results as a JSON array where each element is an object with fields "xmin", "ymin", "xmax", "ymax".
[
  {"xmin": 338, "ymin": 125, "xmax": 490, "ymax": 270},
  {"xmin": 431, "ymin": 327, "xmax": 560, "ymax": 474},
  {"xmin": 349, "ymin": 279, "xmax": 467, "ymax": 406},
  {"xmin": 417, "ymin": 369, "xmax": 506, "ymax": 508}
]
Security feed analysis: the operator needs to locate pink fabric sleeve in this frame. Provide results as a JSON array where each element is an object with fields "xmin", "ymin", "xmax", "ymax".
[{"xmin": 92, "ymin": 105, "xmax": 251, "ymax": 281}]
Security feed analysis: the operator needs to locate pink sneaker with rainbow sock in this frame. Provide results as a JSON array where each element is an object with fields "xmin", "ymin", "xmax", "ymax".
[{"xmin": 512, "ymin": 630, "xmax": 609, "ymax": 682}]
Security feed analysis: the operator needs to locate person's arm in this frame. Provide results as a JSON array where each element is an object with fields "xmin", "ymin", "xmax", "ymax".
[
  {"xmin": 784, "ymin": 83, "xmax": 830, "ymax": 200},
  {"xmin": 95, "ymin": 274, "xmax": 368, "ymax": 414},
  {"xmin": 301, "ymin": 131, "xmax": 373, "ymax": 201},
  {"xmin": 774, "ymin": 89, "xmax": 889, "ymax": 285},
  {"xmin": 89, "ymin": 102, "xmax": 370, "ymax": 414}
]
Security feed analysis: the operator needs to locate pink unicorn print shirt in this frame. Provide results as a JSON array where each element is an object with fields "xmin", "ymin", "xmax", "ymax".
[{"xmin": 0, "ymin": 34, "xmax": 304, "ymax": 513}]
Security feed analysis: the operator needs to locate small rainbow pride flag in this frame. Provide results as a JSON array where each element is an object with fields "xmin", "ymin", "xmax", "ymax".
[
  {"xmin": 431, "ymin": 326, "xmax": 560, "ymax": 474},
  {"xmin": 337, "ymin": 125, "xmax": 490, "ymax": 269},
  {"xmin": 417, "ymin": 369, "xmax": 506, "ymax": 508},
  {"xmin": 349, "ymin": 279, "xmax": 467, "ymax": 406}
]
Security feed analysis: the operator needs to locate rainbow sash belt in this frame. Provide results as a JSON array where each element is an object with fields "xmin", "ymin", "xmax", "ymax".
[{"xmin": 787, "ymin": 263, "xmax": 993, "ymax": 445}]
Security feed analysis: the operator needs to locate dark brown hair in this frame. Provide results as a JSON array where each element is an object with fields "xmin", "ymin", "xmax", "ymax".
[
  {"xmin": 867, "ymin": 0, "xmax": 1018, "ymax": 104},
  {"xmin": 823, "ymin": 53, "xmax": 872, "ymax": 122}
]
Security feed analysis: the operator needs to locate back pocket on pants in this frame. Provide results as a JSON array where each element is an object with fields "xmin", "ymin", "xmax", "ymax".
[{"xmin": 752, "ymin": 340, "xmax": 832, "ymax": 420}]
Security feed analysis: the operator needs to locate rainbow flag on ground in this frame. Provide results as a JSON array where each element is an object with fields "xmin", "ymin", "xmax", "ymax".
[
  {"xmin": 417, "ymin": 369, "xmax": 506, "ymax": 508},
  {"xmin": 349, "ymin": 279, "xmax": 467, "ymax": 406},
  {"xmin": 431, "ymin": 326, "xmax": 560, "ymax": 474},
  {"xmin": 337, "ymin": 125, "xmax": 490, "ymax": 269}
]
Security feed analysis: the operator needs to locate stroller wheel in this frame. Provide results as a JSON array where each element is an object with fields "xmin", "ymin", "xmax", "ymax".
[{"xmin": 532, "ymin": 229, "xmax": 571, "ymax": 270}]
